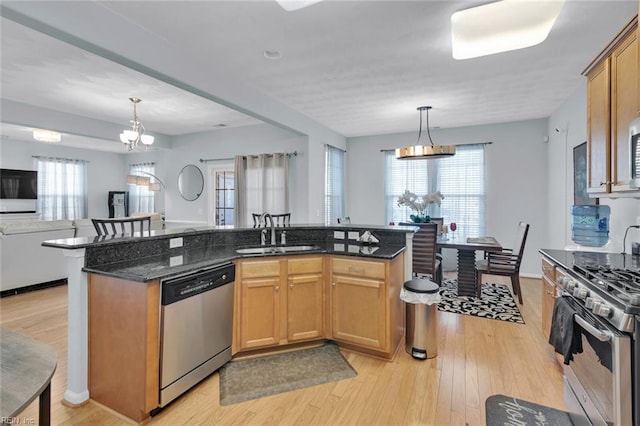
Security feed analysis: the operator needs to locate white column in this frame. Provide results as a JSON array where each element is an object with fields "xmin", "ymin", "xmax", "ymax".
[{"xmin": 62, "ymin": 249, "xmax": 89, "ymax": 406}]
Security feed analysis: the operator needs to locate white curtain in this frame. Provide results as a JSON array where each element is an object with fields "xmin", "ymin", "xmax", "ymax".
[
  {"xmin": 234, "ymin": 153, "xmax": 289, "ymax": 227},
  {"xmin": 35, "ymin": 156, "xmax": 88, "ymax": 220},
  {"xmin": 129, "ymin": 163, "xmax": 155, "ymax": 214}
]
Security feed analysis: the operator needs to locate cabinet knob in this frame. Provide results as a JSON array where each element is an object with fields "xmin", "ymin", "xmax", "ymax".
[
  {"xmin": 275, "ymin": 286, "xmax": 279, "ymax": 292},
  {"xmin": 289, "ymin": 284, "xmax": 294, "ymax": 289},
  {"xmin": 599, "ymin": 181, "xmax": 611, "ymax": 186},
  {"xmin": 332, "ymin": 282, "xmax": 336, "ymax": 287}
]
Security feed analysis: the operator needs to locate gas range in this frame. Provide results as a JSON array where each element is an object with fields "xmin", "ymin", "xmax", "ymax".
[{"xmin": 556, "ymin": 251, "xmax": 640, "ymax": 333}]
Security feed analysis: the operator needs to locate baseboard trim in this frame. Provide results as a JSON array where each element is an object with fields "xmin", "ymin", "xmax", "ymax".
[{"xmin": 1, "ymin": 279, "xmax": 67, "ymax": 298}]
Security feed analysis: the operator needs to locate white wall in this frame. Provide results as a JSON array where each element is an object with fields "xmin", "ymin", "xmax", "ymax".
[
  {"xmin": 159, "ymin": 123, "xmax": 309, "ymax": 224},
  {"xmin": 548, "ymin": 83, "xmax": 640, "ymax": 254},
  {"xmin": 346, "ymin": 119, "xmax": 549, "ymax": 275},
  {"xmin": 0, "ymin": 138, "xmax": 126, "ymax": 217}
]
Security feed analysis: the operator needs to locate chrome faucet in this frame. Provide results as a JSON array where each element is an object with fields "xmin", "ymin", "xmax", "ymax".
[{"xmin": 259, "ymin": 212, "xmax": 277, "ymax": 245}]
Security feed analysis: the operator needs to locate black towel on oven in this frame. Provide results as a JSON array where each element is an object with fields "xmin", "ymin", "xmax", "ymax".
[{"xmin": 548, "ymin": 296, "xmax": 583, "ymax": 364}]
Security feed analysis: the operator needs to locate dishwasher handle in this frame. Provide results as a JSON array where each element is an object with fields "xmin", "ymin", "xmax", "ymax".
[{"xmin": 161, "ymin": 264, "xmax": 235, "ymax": 306}]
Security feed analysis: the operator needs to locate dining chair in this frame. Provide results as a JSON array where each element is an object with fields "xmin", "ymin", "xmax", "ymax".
[
  {"xmin": 91, "ymin": 216, "xmax": 152, "ymax": 236},
  {"xmin": 252, "ymin": 212, "xmax": 291, "ymax": 227},
  {"xmin": 475, "ymin": 221, "xmax": 530, "ymax": 304},
  {"xmin": 406, "ymin": 222, "xmax": 442, "ymax": 285}
]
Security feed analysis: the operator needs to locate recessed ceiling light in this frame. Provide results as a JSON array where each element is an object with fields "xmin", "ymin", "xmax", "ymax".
[
  {"xmin": 451, "ymin": 0, "xmax": 565, "ymax": 60},
  {"xmin": 33, "ymin": 128, "xmax": 62, "ymax": 143},
  {"xmin": 263, "ymin": 50, "xmax": 282, "ymax": 60},
  {"xmin": 214, "ymin": 123, "xmax": 228, "ymax": 128}
]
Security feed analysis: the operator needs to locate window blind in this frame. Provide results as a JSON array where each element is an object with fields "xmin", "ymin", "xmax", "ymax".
[
  {"xmin": 325, "ymin": 145, "xmax": 345, "ymax": 224},
  {"xmin": 385, "ymin": 144, "xmax": 486, "ymax": 235}
]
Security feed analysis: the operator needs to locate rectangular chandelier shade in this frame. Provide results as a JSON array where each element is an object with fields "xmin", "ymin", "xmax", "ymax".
[
  {"xmin": 126, "ymin": 175, "xmax": 151, "ymax": 186},
  {"xmin": 451, "ymin": 0, "xmax": 565, "ymax": 60}
]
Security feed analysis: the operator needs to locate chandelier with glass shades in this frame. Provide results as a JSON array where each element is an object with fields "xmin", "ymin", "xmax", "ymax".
[{"xmin": 120, "ymin": 97, "xmax": 154, "ymax": 151}]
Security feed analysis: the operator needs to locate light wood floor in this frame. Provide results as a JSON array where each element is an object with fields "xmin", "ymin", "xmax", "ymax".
[{"xmin": 0, "ymin": 275, "xmax": 565, "ymax": 425}]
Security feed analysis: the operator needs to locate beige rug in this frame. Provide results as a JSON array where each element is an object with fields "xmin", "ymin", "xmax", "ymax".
[{"xmin": 219, "ymin": 343, "xmax": 357, "ymax": 405}]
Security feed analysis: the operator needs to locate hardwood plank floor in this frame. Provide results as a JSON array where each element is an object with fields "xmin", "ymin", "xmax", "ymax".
[{"xmin": 0, "ymin": 275, "xmax": 565, "ymax": 425}]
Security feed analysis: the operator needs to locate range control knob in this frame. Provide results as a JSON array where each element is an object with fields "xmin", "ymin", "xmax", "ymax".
[
  {"xmin": 574, "ymin": 288, "xmax": 589, "ymax": 299},
  {"xmin": 594, "ymin": 304, "xmax": 612, "ymax": 318},
  {"xmin": 585, "ymin": 297, "xmax": 595, "ymax": 309},
  {"xmin": 565, "ymin": 279, "xmax": 577, "ymax": 292}
]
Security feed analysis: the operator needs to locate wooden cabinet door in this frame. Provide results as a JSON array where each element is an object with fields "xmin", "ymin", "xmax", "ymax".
[
  {"xmin": 330, "ymin": 274, "xmax": 387, "ymax": 351},
  {"xmin": 587, "ymin": 59, "xmax": 611, "ymax": 194},
  {"xmin": 287, "ymin": 273, "xmax": 324, "ymax": 341},
  {"xmin": 611, "ymin": 28, "xmax": 638, "ymax": 192},
  {"xmin": 238, "ymin": 276, "xmax": 282, "ymax": 349},
  {"xmin": 541, "ymin": 275, "xmax": 556, "ymax": 339}
]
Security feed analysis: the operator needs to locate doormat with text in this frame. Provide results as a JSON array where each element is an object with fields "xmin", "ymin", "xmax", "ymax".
[{"xmin": 486, "ymin": 394, "xmax": 574, "ymax": 425}]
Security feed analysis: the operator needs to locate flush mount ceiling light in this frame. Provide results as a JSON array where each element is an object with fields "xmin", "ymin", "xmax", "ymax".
[
  {"xmin": 32, "ymin": 128, "xmax": 61, "ymax": 143},
  {"xmin": 275, "ymin": 0, "xmax": 323, "ymax": 11},
  {"xmin": 451, "ymin": 0, "xmax": 565, "ymax": 60},
  {"xmin": 119, "ymin": 97, "xmax": 154, "ymax": 151},
  {"xmin": 396, "ymin": 106, "xmax": 456, "ymax": 160}
]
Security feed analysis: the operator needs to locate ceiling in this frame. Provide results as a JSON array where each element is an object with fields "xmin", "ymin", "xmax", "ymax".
[{"xmin": 0, "ymin": 0, "xmax": 637, "ymax": 152}]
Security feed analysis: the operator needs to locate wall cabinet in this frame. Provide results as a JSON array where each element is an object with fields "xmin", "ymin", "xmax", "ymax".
[
  {"xmin": 328, "ymin": 254, "xmax": 405, "ymax": 360},
  {"xmin": 585, "ymin": 17, "xmax": 638, "ymax": 195},
  {"xmin": 234, "ymin": 255, "xmax": 324, "ymax": 352}
]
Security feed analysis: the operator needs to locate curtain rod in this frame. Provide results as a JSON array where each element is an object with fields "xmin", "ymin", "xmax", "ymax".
[
  {"xmin": 380, "ymin": 141, "xmax": 493, "ymax": 152},
  {"xmin": 32, "ymin": 155, "xmax": 89, "ymax": 163},
  {"xmin": 199, "ymin": 151, "xmax": 298, "ymax": 163},
  {"xmin": 325, "ymin": 144, "xmax": 346, "ymax": 153}
]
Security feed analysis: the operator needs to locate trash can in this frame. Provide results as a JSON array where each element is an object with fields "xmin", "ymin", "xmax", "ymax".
[{"xmin": 401, "ymin": 278, "xmax": 440, "ymax": 360}]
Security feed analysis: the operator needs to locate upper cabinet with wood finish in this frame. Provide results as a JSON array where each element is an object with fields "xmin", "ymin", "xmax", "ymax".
[{"xmin": 584, "ymin": 16, "xmax": 639, "ymax": 196}]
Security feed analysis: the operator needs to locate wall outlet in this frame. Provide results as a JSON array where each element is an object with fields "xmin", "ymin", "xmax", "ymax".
[
  {"xmin": 170, "ymin": 237, "xmax": 183, "ymax": 249},
  {"xmin": 334, "ymin": 231, "xmax": 345, "ymax": 240},
  {"xmin": 348, "ymin": 231, "xmax": 359, "ymax": 240},
  {"xmin": 170, "ymin": 255, "xmax": 184, "ymax": 267}
]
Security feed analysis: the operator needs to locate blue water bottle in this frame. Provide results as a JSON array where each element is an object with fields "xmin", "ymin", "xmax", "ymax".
[{"xmin": 571, "ymin": 205, "xmax": 610, "ymax": 247}]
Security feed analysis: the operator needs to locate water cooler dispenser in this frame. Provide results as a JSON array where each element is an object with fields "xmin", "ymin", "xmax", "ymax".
[{"xmin": 571, "ymin": 205, "xmax": 610, "ymax": 247}]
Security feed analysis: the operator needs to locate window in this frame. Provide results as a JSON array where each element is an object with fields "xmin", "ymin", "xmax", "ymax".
[
  {"xmin": 35, "ymin": 156, "xmax": 88, "ymax": 220},
  {"xmin": 385, "ymin": 144, "xmax": 486, "ymax": 235},
  {"xmin": 128, "ymin": 163, "xmax": 155, "ymax": 214},
  {"xmin": 215, "ymin": 170, "xmax": 235, "ymax": 226},
  {"xmin": 325, "ymin": 145, "xmax": 345, "ymax": 224}
]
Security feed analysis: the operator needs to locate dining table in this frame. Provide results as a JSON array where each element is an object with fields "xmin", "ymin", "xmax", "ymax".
[{"xmin": 436, "ymin": 233, "xmax": 502, "ymax": 297}]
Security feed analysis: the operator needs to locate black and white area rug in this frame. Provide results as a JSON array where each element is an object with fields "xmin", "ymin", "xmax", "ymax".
[{"xmin": 437, "ymin": 278, "xmax": 525, "ymax": 324}]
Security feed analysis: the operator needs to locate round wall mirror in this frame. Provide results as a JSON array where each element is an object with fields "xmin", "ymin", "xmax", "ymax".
[{"xmin": 177, "ymin": 164, "xmax": 204, "ymax": 201}]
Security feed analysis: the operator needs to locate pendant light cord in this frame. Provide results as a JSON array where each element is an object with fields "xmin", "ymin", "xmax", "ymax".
[{"xmin": 416, "ymin": 107, "xmax": 435, "ymax": 147}]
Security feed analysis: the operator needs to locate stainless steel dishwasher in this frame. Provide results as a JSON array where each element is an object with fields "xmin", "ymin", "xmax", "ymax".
[{"xmin": 158, "ymin": 263, "xmax": 235, "ymax": 409}]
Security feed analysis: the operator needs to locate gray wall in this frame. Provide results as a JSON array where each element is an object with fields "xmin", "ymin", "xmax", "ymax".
[
  {"xmin": 346, "ymin": 119, "xmax": 549, "ymax": 276},
  {"xmin": 0, "ymin": 138, "xmax": 126, "ymax": 217}
]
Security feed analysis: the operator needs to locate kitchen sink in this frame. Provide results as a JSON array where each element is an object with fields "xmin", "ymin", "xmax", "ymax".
[{"xmin": 235, "ymin": 245, "xmax": 321, "ymax": 255}]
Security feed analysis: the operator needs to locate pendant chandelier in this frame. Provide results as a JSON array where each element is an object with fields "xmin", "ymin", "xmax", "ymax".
[
  {"xmin": 396, "ymin": 106, "xmax": 455, "ymax": 160},
  {"xmin": 119, "ymin": 97, "xmax": 154, "ymax": 151}
]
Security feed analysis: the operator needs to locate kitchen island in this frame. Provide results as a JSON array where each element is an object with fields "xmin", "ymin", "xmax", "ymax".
[{"xmin": 43, "ymin": 224, "xmax": 415, "ymax": 422}]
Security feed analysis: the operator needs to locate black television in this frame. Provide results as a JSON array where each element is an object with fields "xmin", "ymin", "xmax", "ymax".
[{"xmin": 0, "ymin": 169, "xmax": 38, "ymax": 199}]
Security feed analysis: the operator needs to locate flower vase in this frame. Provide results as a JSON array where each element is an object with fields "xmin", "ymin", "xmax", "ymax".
[{"xmin": 410, "ymin": 213, "xmax": 431, "ymax": 223}]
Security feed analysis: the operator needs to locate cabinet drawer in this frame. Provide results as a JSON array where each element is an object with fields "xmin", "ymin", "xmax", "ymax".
[
  {"xmin": 332, "ymin": 257, "xmax": 386, "ymax": 279},
  {"xmin": 288, "ymin": 256, "xmax": 324, "ymax": 275},
  {"xmin": 239, "ymin": 259, "xmax": 281, "ymax": 278},
  {"xmin": 541, "ymin": 257, "xmax": 556, "ymax": 280}
]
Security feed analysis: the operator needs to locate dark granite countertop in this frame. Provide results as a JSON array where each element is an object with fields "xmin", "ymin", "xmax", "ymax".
[
  {"xmin": 539, "ymin": 248, "xmax": 640, "ymax": 274},
  {"xmin": 84, "ymin": 241, "xmax": 406, "ymax": 282}
]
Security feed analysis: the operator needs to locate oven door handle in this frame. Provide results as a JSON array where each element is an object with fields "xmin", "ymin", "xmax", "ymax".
[{"xmin": 574, "ymin": 314, "xmax": 612, "ymax": 342}]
